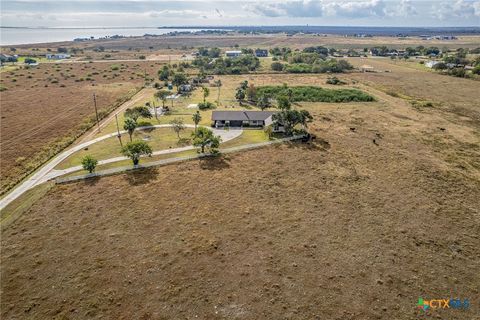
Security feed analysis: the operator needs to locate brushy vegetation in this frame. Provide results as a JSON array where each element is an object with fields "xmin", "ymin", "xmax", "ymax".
[
  {"xmin": 284, "ymin": 59, "xmax": 353, "ymax": 74},
  {"xmin": 256, "ymin": 86, "xmax": 375, "ymax": 103}
]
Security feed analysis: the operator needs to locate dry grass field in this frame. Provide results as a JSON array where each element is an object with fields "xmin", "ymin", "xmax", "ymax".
[
  {"xmin": 9, "ymin": 34, "xmax": 480, "ymax": 52},
  {"xmin": 0, "ymin": 61, "xmax": 166, "ymax": 194},
  {"xmin": 1, "ymin": 63, "xmax": 479, "ymax": 318},
  {"xmin": 345, "ymin": 57, "xmax": 480, "ymax": 123},
  {"xmin": 1, "ymin": 34, "xmax": 480, "ymax": 319}
]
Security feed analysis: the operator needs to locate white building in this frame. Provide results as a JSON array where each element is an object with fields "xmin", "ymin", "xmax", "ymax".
[
  {"xmin": 46, "ymin": 54, "xmax": 71, "ymax": 60},
  {"xmin": 425, "ymin": 61, "xmax": 440, "ymax": 68},
  {"xmin": 225, "ymin": 51, "xmax": 242, "ymax": 58}
]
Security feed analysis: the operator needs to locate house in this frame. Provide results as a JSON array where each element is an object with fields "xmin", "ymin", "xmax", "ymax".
[
  {"xmin": 255, "ymin": 49, "xmax": 268, "ymax": 57},
  {"xmin": 178, "ymin": 84, "xmax": 192, "ymax": 93},
  {"xmin": 46, "ymin": 53, "xmax": 71, "ymax": 60},
  {"xmin": 212, "ymin": 111, "xmax": 279, "ymax": 129},
  {"xmin": 0, "ymin": 54, "xmax": 18, "ymax": 63},
  {"xmin": 425, "ymin": 61, "xmax": 439, "ymax": 68},
  {"xmin": 225, "ymin": 50, "xmax": 242, "ymax": 58}
]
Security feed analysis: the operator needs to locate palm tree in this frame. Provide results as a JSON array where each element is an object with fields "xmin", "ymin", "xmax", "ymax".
[
  {"xmin": 202, "ymin": 87, "xmax": 210, "ymax": 104},
  {"xmin": 215, "ymin": 79, "xmax": 222, "ymax": 105},
  {"xmin": 192, "ymin": 111, "xmax": 202, "ymax": 133},
  {"xmin": 123, "ymin": 117, "xmax": 137, "ymax": 142}
]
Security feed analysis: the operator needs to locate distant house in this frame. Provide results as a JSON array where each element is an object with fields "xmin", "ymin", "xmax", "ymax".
[
  {"xmin": 225, "ymin": 50, "xmax": 242, "ymax": 58},
  {"xmin": 255, "ymin": 49, "xmax": 268, "ymax": 57},
  {"xmin": 212, "ymin": 111, "xmax": 280, "ymax": 129},
  {"xmin": 178, "ymin": 84, "xmax": 192, "ymax": 93},
  {"xmin": 0, "ymin": 54, "xmax": 18, "ymax": 63},
  {"xmin": 46, "ymin": 54, "xmax": 70, "ymax": 60},
  {"xmin": 425, "ymin": 61, "xmax": 440, "ymax": 68}
]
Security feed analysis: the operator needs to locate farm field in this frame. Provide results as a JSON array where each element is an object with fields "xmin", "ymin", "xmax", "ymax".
[
  {"xmin": 1, "ymin": 74, "xmax": 479, "ymax": 318},
  {"xmin": 0, "ymin": 60, "xmax": 165, "ymax": 194}
]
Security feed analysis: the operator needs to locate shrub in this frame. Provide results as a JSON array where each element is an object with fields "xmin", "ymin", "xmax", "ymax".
[
  {"xmin": 326, "ymin": 77, "xmax": 346, "ymax": 85},
  {"xmin": 198, "ymin": 101, "xmax": 215, "ymax": 110},
  {"xmin": 271, "ymin": 62, "xmax": 284, "ymax": 71},
  {"xmin": 256, "ymin": 86, "xmax": 375, "ymax": 103}
]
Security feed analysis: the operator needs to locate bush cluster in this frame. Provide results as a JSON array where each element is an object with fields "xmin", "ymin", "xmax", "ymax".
[{"xmin": 256, "ymin": 86, "xmax": 375, "ymax": 103}]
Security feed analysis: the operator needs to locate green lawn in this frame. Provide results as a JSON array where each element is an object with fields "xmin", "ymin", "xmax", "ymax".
[
  {"xmin": 16, "ymin": 56, "xmax": 50, "ymax": 64},
  {"xmin": 56, "ymin": 127, "xmax": 194, "ymax": 169},
  {"xmin": 60, "ymin": 149, "xmax": 198, "ymax": 177},
  {"xmin": 220, "ymin": 129, "xmax": 271, "ymax": 149}
]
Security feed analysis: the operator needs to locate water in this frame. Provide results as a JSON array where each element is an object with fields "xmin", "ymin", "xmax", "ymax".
[{"xmin": 0, "ymin": 28, "xmax": 204, "ymax": 46}]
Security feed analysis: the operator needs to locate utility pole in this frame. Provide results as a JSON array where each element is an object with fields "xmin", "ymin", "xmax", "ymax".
[
  {"xmin": 115, "ymin": 114, "xmax": 123, "ymax": 147},
  {"xmin": 93, "ymin": 93, "xmax": 100, "ymax": 132}
]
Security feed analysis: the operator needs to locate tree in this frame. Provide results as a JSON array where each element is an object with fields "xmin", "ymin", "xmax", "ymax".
[
  {"xmin": 158, "ymin": 66, "xmax": 170, "ymax": 81},
  {"xmin": 271, "ymin": 62, "xmax": 284, "ymax": 71},
  {"xmin": 235, "ymin": 88, "xmax": 245, "ymax": 103},
  {"xmin": 121, "ymin": 141, "xmax": 153, "ymax": 166},
  {"xmin": 172, "ymin": 73, "xmax": 188, "ymax": 91},
  {"xmin": 239, "ymin": 80, "xmax": 249, "ymax": 90},
  {"xmin": 192, "ymin": 111, "xmax": 202, "ymax": 133},
  {"xmin": 123, "ymin": 117, "xmax": 137, "ymax": 141},
  {"xmin": 273, "ymin": 109, "xmax": 312, "ymax": 136},
  {"xmin": 192, "ymin": 127, "xmax": 221, "ymax": 153},
  {"xmin": 124, "ymin": 106, "xmax": 152, "ymax": 122},
  {"xmin": 277, "ymin": 95, "xmax": 291, "ymax": 110},
  {"xmin": 202, "ymin": 87, "xmax": 210, "ymax": 103},
  {"xmin": 155, "ymin": 90, "xmax": 169, "ymax": 108},
  {"xmin": 81, "ymin": 155, "xmax": 98, "ymax": 173},
  {"xmin": 170, "ymin": 117, "xmax": 186, "ymax": 139},
  {"xmin": 247, "ymin": 84, "xmax": 257, "ymax": 102},
  {"xmin": 215, "ymin": 79, "xmax": 222, "ymax": 104},
  {"xmin": 24, "ymin": 58, "xmax": 37, "ymax": 64},
  {"xmin": 257, "ymin": 94, "xmax": 270, "ymax": 110}
]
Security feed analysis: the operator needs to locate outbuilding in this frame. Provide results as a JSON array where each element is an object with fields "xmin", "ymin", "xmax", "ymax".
[
  {"xmin": 255, "ymin": 49, "xmax": 269, "ymax": 57},
  {"xmin": 225, "ymin": 51, "xmax": 242, "ymax": 58}
]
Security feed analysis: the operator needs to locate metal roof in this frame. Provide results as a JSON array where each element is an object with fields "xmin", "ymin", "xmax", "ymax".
[{"xmin": 212, "ymin": 111, "xmax": 276, "ymax": 121}]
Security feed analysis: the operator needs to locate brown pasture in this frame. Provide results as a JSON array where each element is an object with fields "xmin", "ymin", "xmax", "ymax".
[
  {"xmin": 1, "ymin": 76, "xmax": 479, "ymax": 318},
  {"xmin": 0, "ymin": 61, "xmax": 164, "ymax": 194}
]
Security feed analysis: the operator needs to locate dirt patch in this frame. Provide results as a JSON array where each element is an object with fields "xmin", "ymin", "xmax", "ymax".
[{"xmin": 2, "ymin": 98, "xmax": 479, "ymax": 319}]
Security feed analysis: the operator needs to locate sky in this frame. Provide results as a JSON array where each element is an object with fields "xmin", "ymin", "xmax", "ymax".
[{"xmin": 1, "ymin": 0, "xmax": 479, "ymax": 28}]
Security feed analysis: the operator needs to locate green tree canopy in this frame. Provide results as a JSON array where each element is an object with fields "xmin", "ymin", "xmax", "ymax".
[
  {"xmin": 81, "ymin": 155, "xmax": 98, "ymax": 173},
  {"xmin": 192, "ymin": 127, "xmax": 222, "ymax": 153},
  {"xmin": 123, "ymin": 117, "xmax": 137, "ymax": 141},
  {"xmin": 124, "ymin": 106, "xmax": 152, "ymax": 122},
  {"xmin": 121, "ymin": 140, "xmax": 153, "ymax": 166}
]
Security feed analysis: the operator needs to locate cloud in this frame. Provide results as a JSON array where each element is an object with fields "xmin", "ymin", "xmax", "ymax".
[
  {"xmin": 434, "ymin": 0, "xmax": 480, "ymax": 20},
  {"xmin": 246, "ymin": 0, "xmax": 393, "ymax": 19},
  {"xmin": 244, "ymin": 0, "xmax": 324, "ymax": 18},
  {"xmin": 324, "ymin": 0, "xmax": 386, "ymax": 18},
  {"xmin": 396, "ymin": 0, "xmax": 417, "ymax": 17}
]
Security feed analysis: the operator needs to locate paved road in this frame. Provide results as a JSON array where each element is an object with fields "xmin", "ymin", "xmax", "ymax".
[{"xmin": 0, "ymin": 125, "xmax": 242, "ymax": 211}]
